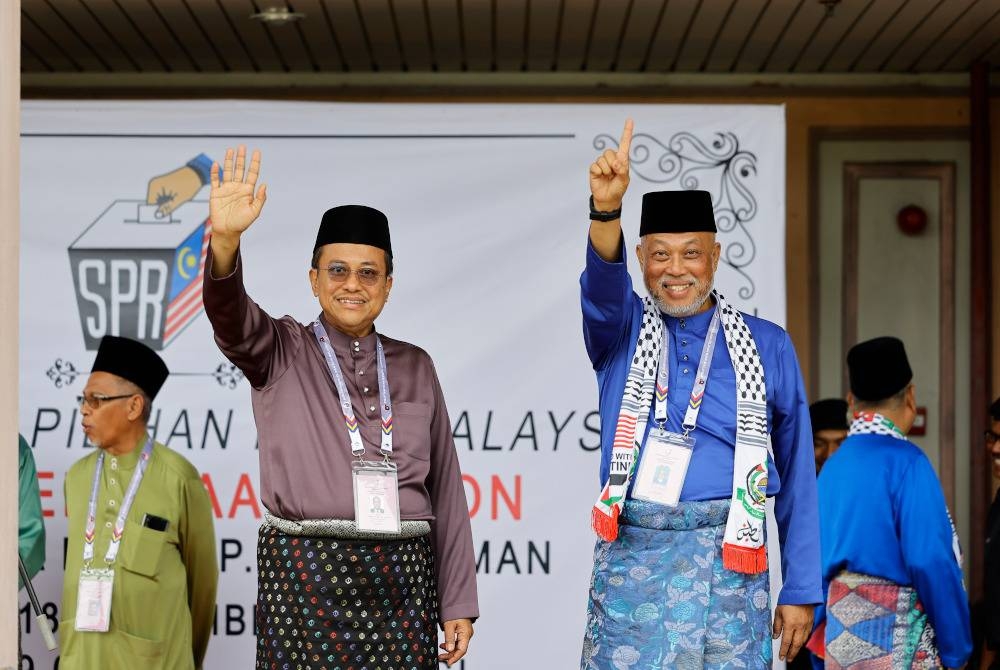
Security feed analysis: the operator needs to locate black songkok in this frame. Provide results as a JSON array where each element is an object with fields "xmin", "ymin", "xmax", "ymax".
[
  {"xmin": 313, "ymin": 205, "xmax": 392, "ymax": 255},
  {"xmin": 989, "ymin": 397, "xmax": 1000, "ymax": 422},
  {"xmin": 847, "ymin": 337, "xmax": 913, "ymax": 402},
  {"xmin": 810, "ymin": 399, "xmax": 849, "ymax": 433},
  {"xmin": 639, "ymin": 190, "xmax": 718, "ymax": 237},
  {"xmin": 91, "ymin": 336, "xmax": 169, "ymax": 399}
]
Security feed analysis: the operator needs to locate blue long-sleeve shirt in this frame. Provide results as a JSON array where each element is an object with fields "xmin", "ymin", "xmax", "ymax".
[
  {"xmin": 580, "ymin": 240, "xmax": 822, "ymax": 605},
  {"xmin": 817, "ymin": 433, "xmax": 972, "ymax": 668}
]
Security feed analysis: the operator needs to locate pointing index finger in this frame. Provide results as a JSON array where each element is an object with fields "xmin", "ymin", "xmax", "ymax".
[{"xmin": 618, "ymin": 118, "xmax": 634, "ymax": 161}]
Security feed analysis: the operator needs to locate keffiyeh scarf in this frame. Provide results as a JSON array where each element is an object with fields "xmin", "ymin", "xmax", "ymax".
[{"xmin": 591, "ymin": 291, "xmax": 770, "ymax": 574}]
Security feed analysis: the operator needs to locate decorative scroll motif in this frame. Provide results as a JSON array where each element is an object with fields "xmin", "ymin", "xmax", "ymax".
[
  {"xmin": 45, "ymin": 358, "xmax": 244, "ymax": 389},
  {"xmin": 593, "ymin": 130, "xmax": 760, "ymax": 299},
  {"xmin": 46, "ymin": 358, "xmax": 81, "ymax": 388},
  {"xmin": 210, "ymin": 362, "xmax": 245, "ymax": 389}
]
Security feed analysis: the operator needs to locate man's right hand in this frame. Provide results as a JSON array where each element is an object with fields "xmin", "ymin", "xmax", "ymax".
[
  {"xmin": 208, "ymin": 146, "xmax": 267, "ymax": 277},
  {"xmin": 589, "ymin": 118, "xmax": 633, "ymax": 211},
  {"xmin": 588, "ymin": 119, "xmax": 633, "ymax": 261}
]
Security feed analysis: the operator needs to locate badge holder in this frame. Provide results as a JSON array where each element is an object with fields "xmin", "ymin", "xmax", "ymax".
[
  {"xmin": 632, "ymin": 428, "xmax": 695, "ymax": 507},
  {"xmin": 75, "ymin": 566, "xmax": 114, "ymax": 632},
  {"xmin": 352, "ymin": 458, "xmax": 401, "ymax": 534}
]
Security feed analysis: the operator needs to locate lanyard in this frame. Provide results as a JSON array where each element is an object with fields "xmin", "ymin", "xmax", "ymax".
[
  {"xmin": 654, "ymin": 307, "xmax": 722, "ymax": 435},
  {"xmin": 83, "ymin": 435, "xmax": 154, "ymax": 566},
  {"xmin": 312, "ymin": 321, "xmax": 393, "ymax": 457}
]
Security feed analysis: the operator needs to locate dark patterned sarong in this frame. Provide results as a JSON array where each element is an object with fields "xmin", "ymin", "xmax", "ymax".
[
  {"xmin": 582, "ymin": 499, "xmax": 773, "ymax": 670},
  {"xmin": 255, "ymin": 524, "xmax": 439, "ymax": 670}
]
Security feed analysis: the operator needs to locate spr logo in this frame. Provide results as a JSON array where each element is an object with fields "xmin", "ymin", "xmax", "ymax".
[{"xmin": 69, "ymin": 200, "xmax": 210, "ymax": 350}]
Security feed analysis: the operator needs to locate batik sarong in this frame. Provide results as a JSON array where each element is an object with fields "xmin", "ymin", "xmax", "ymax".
[
  {"xmin": 815, "ymin": 571, "xmax": 941, "ymax": 669},
  {"xmin": 255, "ymin": 524, "xmax": 439, "ymax": 670},
  {"xmin": 582, "ymin": 499, "xmax": 772, "ymax": 670}
]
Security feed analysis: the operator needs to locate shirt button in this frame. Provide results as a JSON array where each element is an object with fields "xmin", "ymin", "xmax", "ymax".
[
  {"xmin": 369, "ymin": 405, "xmax": 376, "ymax": 412},
  {"xmin": 681, "ymin": 339, "xmax": 688, "ymax": 346},
  {"xmin": 363, "ymin": 387, "xmax": 370, "ymax": 393},
  {"xmin": 109, "ymin": 478, "xmax": 116, "ymax": 485},
  {"xmin": 109, "ymin": 500, "xmax": 116, "ymax": 507},
  {"xmin": 105, "ymin": 521, "xmax": 112, "ymax": 528},
  {"xmin": 359, "ymin": 370, "xmax": 365, "ymax": 376},
  {"xmin": 683, "ymin": 368, "xmax": 690, "ymax": 375},
  {"xmin": 353, "ymin": 340, "xmax": 359, "ymax": 347},
  {"xmin": 680, "ymin": 321, "xmax": 686, "ymax": 329},
  {"xmin": 682, "ymin": 355, "xmax": 689, "ymax": 362}
]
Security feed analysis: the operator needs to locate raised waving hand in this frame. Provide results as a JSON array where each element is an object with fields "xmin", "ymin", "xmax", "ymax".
[
  {"xmin": 210, "ymin": 146, "xmax": 267, "ymax": 238},
  {"xmin": 208, "ymin": 146, "xmax": 267, "ymax": 277}
]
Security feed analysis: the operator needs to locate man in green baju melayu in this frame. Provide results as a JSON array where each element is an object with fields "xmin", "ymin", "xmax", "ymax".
[{"xmin": 59, "ymin": 336, "xmax": 218, "ymax": 670}]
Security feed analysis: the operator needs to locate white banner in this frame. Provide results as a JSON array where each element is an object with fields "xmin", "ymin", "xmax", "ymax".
[{"xmin": 19, "ymin": 101, "xmax": 785, "ymax": 670}]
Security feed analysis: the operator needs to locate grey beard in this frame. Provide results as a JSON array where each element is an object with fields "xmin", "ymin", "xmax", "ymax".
[{"xmin": 652, "ymin": 282, "xmax": 714, "ymax": 317}]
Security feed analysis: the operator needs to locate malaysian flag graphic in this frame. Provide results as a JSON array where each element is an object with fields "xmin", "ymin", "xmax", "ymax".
[{"xmin": 164, "ymin": 219, "xmax": 211, "ymax": 346}]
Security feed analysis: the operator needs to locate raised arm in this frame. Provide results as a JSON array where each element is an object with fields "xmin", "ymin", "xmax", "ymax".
[
  {"xmin": 588, "ymin": 118, "xmax": 633, "ymax": 261},
  {"xmin": 209, "ymin": 146, "xmax": 268, "ymax": 277}
]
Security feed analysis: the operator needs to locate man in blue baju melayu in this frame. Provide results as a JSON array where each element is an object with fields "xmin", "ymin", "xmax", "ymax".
[
  {"xmin": 810, "ymin": 337, "xmax": 972, "ymax": 669},
  {"xmin": 579, "ymin": 119, "xmax": 821, "ymax": 669}
]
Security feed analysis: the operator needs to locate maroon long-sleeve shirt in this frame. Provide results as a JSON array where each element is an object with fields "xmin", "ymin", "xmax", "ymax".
[{"xmin": 203, "ymin": 248, "xmax": 479, "ymax": 622}]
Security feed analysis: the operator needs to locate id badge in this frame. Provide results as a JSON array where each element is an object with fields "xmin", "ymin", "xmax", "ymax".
[
  {"xmin": 352, "ymin": 460, "xmax": 401, "ymax": 534},
  {"xmin": 75, "ymin": 567, "xmax": 114, "ymax": 632},
  {"xmin": 632, "ymin": 429, "xmax": 695, "ymax": 507}
]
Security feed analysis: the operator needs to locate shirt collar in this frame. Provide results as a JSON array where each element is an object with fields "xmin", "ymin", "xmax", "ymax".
[
  {"xmin": 319, "ymin": 314, "xmax": 378, "ymax": 354},
  {"xmin": 662, "ymin": 299, "xmax": 718, "ymax": 333},
  {"xmin": 103, "ymin": 435, "xmax": 149, "ymax": 472}
]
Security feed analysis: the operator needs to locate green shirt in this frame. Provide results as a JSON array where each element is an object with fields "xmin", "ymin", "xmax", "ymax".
[
  {"xmin": 18, "ymin": 434, "xmax": 45, "ymax": 589},
  {"xmin": 60, "ymin": 439, "xmax": 218, "ymax": 670}
]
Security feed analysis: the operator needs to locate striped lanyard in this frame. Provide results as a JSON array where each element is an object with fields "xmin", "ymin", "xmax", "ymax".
[
  {"xmin": 83, "ymin": 435, "xmax": 154, "ymax": 566},
  {"xmin": 654, "ymin": 307, "xmax": 722, "ymax": 435},
  {"xmin": 312, "ymin": 321, "xmax": 393, "ymax": 457}
]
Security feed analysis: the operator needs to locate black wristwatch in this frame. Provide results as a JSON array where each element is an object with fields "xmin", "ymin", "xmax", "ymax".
[{"xmin": 589, "ymin": 195, "xmax": 622, "ymax": 222}]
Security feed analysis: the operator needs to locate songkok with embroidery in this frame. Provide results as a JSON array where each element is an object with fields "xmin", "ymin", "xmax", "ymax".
[
  {"xmin": 810, "ymin": 399, "xmax": 849, "ymax": 433},
  {"xmin": 639, "ymin": 190, "xmax": 718, "ymax": 236},
  {"xmin": 847, "ymin": 337, "xmax": 913, "ymax": 402},
  {"xmin": 313, "ymin": 205, "xmax": 392, "ymax": 255},
  {"xmin": 91, "ymin": 336, "xmax": 169, "ymax": 399}
]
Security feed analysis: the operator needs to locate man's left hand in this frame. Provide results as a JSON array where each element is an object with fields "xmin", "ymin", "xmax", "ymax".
[
  {"xmin": 438, "ymin": 618, "xmax": 474, "ymax": 667},
  {"xmin": 772, "ymin": 604, "xmax": 814, "ymax": 662}
]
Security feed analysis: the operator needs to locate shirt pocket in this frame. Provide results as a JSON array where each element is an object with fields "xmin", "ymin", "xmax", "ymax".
[
  {"xmin": 394, "ymin": 402, "xmax": 433, "ymax": 462},
  {"xmin": 119, "ymin": 518, "xmax": 167, "ymax": 578},
  {"xmin": 113, "ymin": 629, "xmax": 164, "ymax": 668}
]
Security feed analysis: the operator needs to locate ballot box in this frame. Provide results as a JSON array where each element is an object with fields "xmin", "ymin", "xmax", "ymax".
[{"xmin": 68, "ymin": 200, "xmax": 211, "ymax": 350}]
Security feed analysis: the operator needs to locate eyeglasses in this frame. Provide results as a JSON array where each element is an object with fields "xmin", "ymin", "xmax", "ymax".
[
  {"xmin": 76, "ymin": 393, "xmax": 133, "ymax": 410},
  {"xmin": 986, "ymin": 430, "xmax": 1000, "ymax": 446},
  {"xmin": 319, "ymin": 264, "xmax": 384, "ymax": 286}
]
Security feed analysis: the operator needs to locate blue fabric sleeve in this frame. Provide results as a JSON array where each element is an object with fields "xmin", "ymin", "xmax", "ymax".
[
  {"xmin": 580, "ymin": 239, "xmax": 634, "ymax": 371},
  {"xmin": 580, "ymin": 239, "xmax": 633, "ymax": 370},
  {"xmin": 897, "ymin": 456, "xmax": 972, "ymax": 667},
  {"xmin": 185, "ymin": 153, "xmax": 213, "ymax": 186},
  {"xmin": 769, "ymin": 334, "xmax": 823, "ymax": 605}
]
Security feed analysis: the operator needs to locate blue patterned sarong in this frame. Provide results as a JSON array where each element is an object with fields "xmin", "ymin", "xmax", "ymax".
[{"xmin": 581, "ymin": 499, "xmax": 772, "ymax": 670}]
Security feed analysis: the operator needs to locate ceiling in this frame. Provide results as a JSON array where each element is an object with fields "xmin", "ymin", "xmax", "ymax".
[{"xmin": 20, "ymin": 0, "xmax": 1000, "ymax": 78}]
